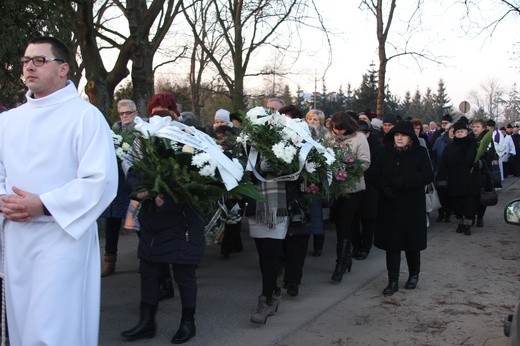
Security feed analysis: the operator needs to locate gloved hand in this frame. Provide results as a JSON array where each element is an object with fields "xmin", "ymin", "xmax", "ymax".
[{"xmin": 383, "ymin": 186, "xmax": 395, "ymax": 200}]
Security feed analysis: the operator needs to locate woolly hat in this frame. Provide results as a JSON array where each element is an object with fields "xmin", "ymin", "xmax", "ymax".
[
  {"xmin": 486, "ymin": 119, "xmax": 496, "ymax": 127},
  {"xmin": 214, "ymin": 109, "xmax": 232, "ymax": 126},
  {"xmin": 382, "ymin": 113, "xmax": 398, "ymax": 125},
  {"xmin": 371, "ymin": 118, "xmax": 383, "ymax": 130},
  {"xmin": 180, "ymin": 111, "xmax": 200, "ymax": 126},
  {"xmin": 453, "ymin": 121, "xmax": 468, "ymax": 132},
  {"xmin": 507, "ymin": 123, "xmax": 513, "ymax": 129},
  {"xmin": 441, "ymin": 114, "xmax": 453, "ymax": 122}
]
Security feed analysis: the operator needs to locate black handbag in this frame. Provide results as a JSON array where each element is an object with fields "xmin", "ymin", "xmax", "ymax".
[
  {"xmin": 479, "ymin": 188, "xmax": 498, "ymax": 206},
  {"xmin": 480, "ymin": 167, "xmax": 498, "ymax": 206}
]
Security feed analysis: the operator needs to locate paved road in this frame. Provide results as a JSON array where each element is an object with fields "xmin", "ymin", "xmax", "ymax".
[{"xmin": 99, "ymin": 177, "xmax": 520, "ymax": 345}]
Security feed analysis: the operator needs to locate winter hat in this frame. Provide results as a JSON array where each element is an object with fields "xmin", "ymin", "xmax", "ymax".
[
  {"xmin": 371, "ymin": 118, "xmax": 383, "ymax": 130},
  {"xmin": 486, "ymin": 119, "xmax": 496, "ymax": 127},
  {"xmin": 507, "ymin": 123, "xmax": 513, "ymax": 129},
  {"xmin": 441, "ymin": 114, "xmax": 453, "ymax": 122},
  {"xmin": 180, "ymin": 111, "xmax": 200, "ymax": 126},
  {"xmin": 214, "ymin": 109, "xmax": 233, "ymax": 126},
  {"xmin": 453, "ymin": 121, "xmax": 468, "ymax": 132},
  {"xmin": 382, "ymin": 113, "xmax": 398, "ymax": 125}
]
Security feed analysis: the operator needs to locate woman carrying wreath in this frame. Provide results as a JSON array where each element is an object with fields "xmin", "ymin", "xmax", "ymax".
[
  {"xmin": 121, "ymin": 111, "xmax": 203, "ymax": 344},
  {"xmin": 327, "ymin": 112, "xmax": 371, "ymax": 283}
]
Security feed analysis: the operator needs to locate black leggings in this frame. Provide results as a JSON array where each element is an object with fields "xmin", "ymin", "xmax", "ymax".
[
  {"xmin": 254, "ymin": 238, "xmax": 282, "ymax": 299},
  {"xmin": 335, "ymin": 192, "xmax": 364, "ymax": 241},
  {"xmin": 386, "ymin": 250, "xmax": 420, "ymax": 281}
]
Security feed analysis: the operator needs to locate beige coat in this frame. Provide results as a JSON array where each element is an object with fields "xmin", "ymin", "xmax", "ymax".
[{"xmin": 337, "ymin": 131, "xmax": 371, "ymax": 194}]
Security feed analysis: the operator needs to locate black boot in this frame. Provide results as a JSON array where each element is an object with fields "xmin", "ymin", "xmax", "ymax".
[
  {"xmin": 463, "ymin": 225, "xmax": 472, "ymax": 236},
  {"xmin": 171, "ymin": 308, "xmax": 196, "ymax": 344},
  {"xmin": 404, "ymin": 274, "xmax": 419, "ymax": 289},
  {"xmin": 121, "ymin": 302, "xmax": 157, "ymax": 340},
  {"xmin": 312, "ymin": 234, "xmax": 324, "ymax": 256},
  {"xmin": 383, "ymin": 282, "xmax": 399, "ymax": 296},
  {"xmin": 159, "ymin": 275, "xmax": 175, "ymax": 301},
  {"xmin": 383, "ymin": 270, "xmax": 399, "ymax": 296},
  {"xmin": 331, "ymin": 240, "xmax": 352, "ymax": 282}
]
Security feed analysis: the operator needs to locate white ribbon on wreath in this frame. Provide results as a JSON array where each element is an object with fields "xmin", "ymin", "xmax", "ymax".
[
  {"xmin": 244, "ymin": 115, "xmax": 335, "ymax": 183},
  {"xmin": 132, "ymin": 116, "xmax": 244, "ymax": 191}
]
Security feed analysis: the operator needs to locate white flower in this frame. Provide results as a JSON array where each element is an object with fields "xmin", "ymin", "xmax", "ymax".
[
  {"xmin": 291, "ymin": 135, "xmax": 304, "ymax": 147},
  {"xmin": 182, "ymin": 145, "xmax": 195, "ymax": 154},
  {"xmin": 134, "ymin": 115, "xmax": 172, "ymax": 138},
  {"xmin": 272, "ymin": 142, "xmax": 297, "ymax": 164},
  {"xmin": 199, "ymin": 159, "xmax": 217, "ymax": 177},
  {"xmin": 246, "ymin": 106, "xmax": 268, "ymax": 122},
  {"xmin": 170, "ymin": 141, "xmax": 181, "ymax": 151},
  {"xmin": 115, "ymin": 147, "xmax": 124, "ymax": 160},
  {"xmin": 112, "ymin": 132, "xmax": 122, "ymax": 145},
  {"xmin": 305, "ymin": 161, "xmax": 317, "ymax": 173},
  {"xmin": 192, "ymin": 152, "xmax": 211, "ymax": 168},
  {"xmin": 121, "ymin": 142, "xmax": 131, "ymax": 152}
]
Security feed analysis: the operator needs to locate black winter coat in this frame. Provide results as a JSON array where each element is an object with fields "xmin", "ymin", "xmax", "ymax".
[
  {"xmin": 137, "ymin": 197, "xmax": 205, "ymax": 264},
  {"xmin": 373, "ymin": 123, "xmax": 434, "ymax": 252},
  {"xmin": 126, "ymin": 167, "xmax": 205, "ymax": 265},
  {"xmin": 437, "ymin": 136, "xmax": 481, "ymax": 197}
]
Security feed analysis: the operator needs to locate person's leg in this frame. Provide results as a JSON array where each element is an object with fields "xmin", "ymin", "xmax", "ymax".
[
  {"xmin": 171, "ymin": 264, "xmax": 197, "ymax": 344},
  {"xmin": 351, "ymin": 213, "xmax": 362, "ymax": 258},
  {"xmin": 357, "ymin": 217, "xmax": 376, "ymax": 259},
  {"xmin": 283, "ymin": 234, "xmax": 310, "ymax": 296},
  {"xmin": 309, "ymin": 200, "xmax": 324, "ymax": 256},
  {"xmin": 251, "ymin": 238, "xmax": 282, "ymax": 324},
  {"xmin": 332, "ymin": 192, "xmax": 363, "ymax": 282},
  {"xmin": 102, "ymin": 217, "xmax": 122, "ymax": 277},
  {"xmin": 221, "ymin": 222, "xmax": 243, "ymax": 257},
  {"xmin": 404, "ymin": 251, "xmax": 420, "ymax": 289},
  {"xmin": 383, "ymin": 250, "xmax": 400, "ymax": 296},
  {"xmin": 121, "ymin": 260, "xmax": 161, "ymax": 340}
]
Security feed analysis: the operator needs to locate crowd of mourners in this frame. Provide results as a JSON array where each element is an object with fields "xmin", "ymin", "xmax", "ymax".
[
  {"xmin": 3, "ymin": 36, "xmax": 520, "ymax": 345},
  {"xmin": 103, "ymin": 93, "xmax": 520, "ymax": 344}
]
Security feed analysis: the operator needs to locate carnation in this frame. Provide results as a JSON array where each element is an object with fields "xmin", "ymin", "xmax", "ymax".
[
  {"xmin": 121, "ymin": 142, "xmax": 131, "ymax": 151},
  {"xmin": 335, "ymin": 169, "xmax": 347, "ymax": 181},
  {"xmin": 305, "ymin": 161, "xmax": 317, "ymax": 173},
  {"xmin": 192, "ymin": 152, "xmax": 211, "ymax": 168},
  {"xmin": 182, "ymin": 145, "xmax": 195, "ymax": 154},
  {"xmin": 272, "ymin": 142, "xmax": 296, "ymax": 164}
]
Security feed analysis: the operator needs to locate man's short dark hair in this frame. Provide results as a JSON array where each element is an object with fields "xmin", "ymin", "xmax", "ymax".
[{"xmin": 27, "ymin": 36, "xmax": 71, "ymax": 64}]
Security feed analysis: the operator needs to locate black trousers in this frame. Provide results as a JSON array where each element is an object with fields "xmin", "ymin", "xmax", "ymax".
[
  {"xmin": 283, "ymin": 234, "xmax": 310, "ymax": 285},
  {"xmin": 254, "ymin": 238, "xmax": 282, "ymax": 298},
  {"xmin": 221, "ymin": 222, "xmax": 243, "ymax": 253},
  {"xmin": 437, "ymin": 186, "xmax": 452, "ymax": 217},
  {"xmin": 351, "ymin": 215, "xmax": 375, "ymax": 253},
  {"xmin": 104, "ymin": 217, "xmax": 122, "ymax": 255},
  {"xmin": 385, "ymin": 250, "xmax": 420, "ymax": 281},
  {"xmin": 140, "ymin": 260, "xmax": 197, "ymax": 308},
  {"xmin": 335, "ymin": 191, "xmax": 364, "ymax": 241}
]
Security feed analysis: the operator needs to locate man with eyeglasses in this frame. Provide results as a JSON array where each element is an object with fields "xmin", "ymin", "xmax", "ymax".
[{"xmin": 0, "ymin": 36, "xmax": 117, "ymax": 345}]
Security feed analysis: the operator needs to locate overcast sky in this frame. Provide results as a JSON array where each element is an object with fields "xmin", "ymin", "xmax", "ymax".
[{"xmin": 282, "ymin": 0, "xmax": 519, "ymax": 110}]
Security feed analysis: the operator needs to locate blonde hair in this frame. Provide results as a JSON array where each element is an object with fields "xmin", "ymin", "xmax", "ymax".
[{"xmin": 305, "ymin": 109, "xmax": 325, "ymax": 126}]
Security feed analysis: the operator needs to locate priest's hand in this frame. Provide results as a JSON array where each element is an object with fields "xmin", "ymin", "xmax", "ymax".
[{"xmin": 1, "ymin": 187, "xmax": 43, "ymax": 222}]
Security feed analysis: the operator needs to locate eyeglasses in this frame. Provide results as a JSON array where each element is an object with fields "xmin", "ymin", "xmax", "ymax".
[
  {"xmin": 20, "ymin": 56, "xmax": 66, "ymax": 67},
  {"xmin": 118, "ymin": 110, "xmax": 136, "ymax": 116}
]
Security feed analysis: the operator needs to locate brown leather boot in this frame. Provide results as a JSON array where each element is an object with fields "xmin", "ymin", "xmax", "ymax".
[{"xmin": 101, "ymin": 254, "xmax": 117, "ymax": 277}]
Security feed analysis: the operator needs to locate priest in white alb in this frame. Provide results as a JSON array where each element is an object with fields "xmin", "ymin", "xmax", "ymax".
[{"xmin": 0, "ymin": 36, "xmax": 117, "ymax": 345}]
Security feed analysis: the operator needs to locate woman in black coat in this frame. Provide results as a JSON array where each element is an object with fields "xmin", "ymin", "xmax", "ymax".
[
  {"xmin": 121, "ymin": 166, "xmax": 204, "ymax": 344},
  {"xmin": 373, "ymin": 121, "xmax": 434, "ymax": 296},
  {"xmin": 437, "ymin": 121, "xmax": 482, "ymax": 235}
]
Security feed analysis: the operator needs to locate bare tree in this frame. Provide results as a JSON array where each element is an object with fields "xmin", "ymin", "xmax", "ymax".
[
  {"xmin": 182, "ymin": 0, "xmax": 328, "ymax": 111},
  {"xmin": 75, "ymin": 0, "xmax": 183, "ymax": 117},
  {"xmin": 468, "ymin": 77, "xmax": 505, "ymax": 121},
  {"xmin": 359, "ymin": 0, "xmax": 439, "ymax": 117}
]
